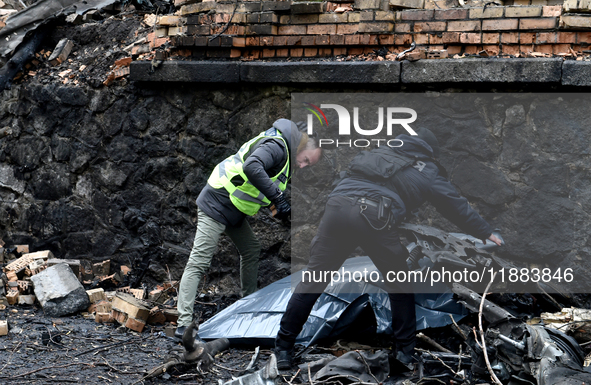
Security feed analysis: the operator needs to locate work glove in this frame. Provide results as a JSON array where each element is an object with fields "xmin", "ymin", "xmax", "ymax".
[{"xmin": 271, "ymin": 192, "xmax": 291, "ymax": 221}]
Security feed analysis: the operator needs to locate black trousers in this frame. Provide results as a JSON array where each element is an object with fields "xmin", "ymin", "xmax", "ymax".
[{"xmin": 276, "ymin": 195, "xmax": 416, "ymax": 353}]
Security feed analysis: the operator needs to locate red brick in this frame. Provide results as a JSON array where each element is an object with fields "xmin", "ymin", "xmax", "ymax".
[
  {"xmin": 395, "ymin": 33, "xmax": 413, "ymax": 45},
  {"xmin": 363, "ymin": 47, "xmax": 374, "ymax": 54},
  {"xmin": 369, "ymin": 34, "xmax": 379, "ymax": 45},
  {"xmin": 447, "ymin": 45, "xmax": 462, "ymax": 54},
  {"xmin": 291, "ymin": 14, "xmax": 319, "ymax": 24},
  {"xmin": 261, "ymin": 36, "xmax": 274, "ymax": 46},
  {"xmin": 542, "ymin": 5, "xmax": 562, "ymax": 17},
  {"xmin": 442, "ymin": 32, "xmax": 460, "ymax": 43},
  {"xmin": 233, "ymin": 37, "xmax": 246, "ymax": 47},
  {"xmin": 519, "ymin": 18, "xmax": 556, "ymax": 30},
  {"xmin": 262, "ymin": 49, "xmax": 275, "ymax": 58},
  {"xmin": 290, "ymin": 48, "xmax": 304, "ymax": 57},
  {"xmin": 414, "ymin": 21, "xmax": 446, "ymax": 32},
  {"xmin": 276, "ymin": 48, "xmax": 289, "ymax": 57},
  {"xmin": 447, "ymin": 20, "xmax": 481, "ymax": 31},
  {"xmin": 464, "ymin": 45, "xmax": 481, "ymax": 54},
  {"xmin": 345, "ymin": 35, "xmax": 360, "ymax": 45},
  {"xmin": 482, "ymin": 19, "xmax": 519, "ymax": 31},
  {"xmin": 304, "ymin": 48, "xmax": 318, "ymax": 57},
  {"xmin": 399, "ymin": 10, "xmax": 434, "ymax": 21},
  {"xmin": 334, "ymin": 47, "xmax": 347, "ymax": 55},
  {"xmin": 337, "ymin": 24, "xmax": 359, "ymax": 34},
  {"xmin": 430, "ymin": 44, "xmax": 444, "ymax": 50},
  {"xmin": 359, "ymin": 22, "xmax": 394, "ymax": 33},
  {"xmin": 319, "ymin": 48, "xmax": 332, "ymax": 57},
  {"xmin": 214, "ymin": 14, "xmax": 230, "ymax": 24},
  {"xmin": 535, "ymin": 44, "xmax": 553, "ymax": 54},
  {"xmin": 536, "ymin": 32, "xmax": 556, "ymax": 44},
  {"xmin": 301, "ymin": 36, "xmax": 315, "ymax": 45},
  {"xmin": 557, "ymin": 32, "xmax": 576, "ymax": 43},
  {"xmin": 307, "ymin": 24, "xmax": 337, "ymax": 35},
  {"xmin": 125, "ymin": 317, "xmax": 146, "ymax": 333},
  {"xmin": 520, "ymin": 45, "xmax": 534, "ymax": 54},
  {"xmin": 349, "ymin": 47, "xmax": 364, "ymax": 55},
  {"xmin": 379, "ymin": 35, "xmax": 394, "ymax": 45},
  {"xmin": 415, "ymin": 33, "xmax": 429, "ymax": 44},
  {"xmin": 501, "ymin": 32, "xmax": 519, "ymax": 44},
  {"xmin": 434, "ymin": 9, "xmax": 468, "ymax": 20},
  {"xmin": 502, "ymin": 45, "xmax": 520, "ymax": 55},
  {"xmin": 553, "ymin": 44, "xmax": 571, "ymax": 54},
  {"xmin": 482, "ymin": 32, "xmax": 499, "ymax": 44},
  {"xmin": 330, "ymin": 34, "xmax": 345, "ymax": 45},
  {"xmin": 227, "ymin": 26, "xmax": 245, "ymax": 36},
  {"xmin": 360, "ymin": 34, "xmax": 371, "ymax": 45},
  {"xmin": 577, "ymin": 32, "xmax": 591, "ymax": 44},
  {"xmin": 149, "ymin": 37, "xmax": 170, "ymax": 49},
  {"xmin": 483, "ymin": 45, "xmax": 499, "ymax": 55},
  {"xmin": 246, "ymin": 37, "xmax": 260, "ymax": 46},
  {"xmin": 278, "ymin": 25, "xmax": 306, "ymax": 35},
  {"xmin": 520, "ymin": 32, "xmax": 535, "ymax": 44},
  {"xmin": 429, "ymin": 34, "xmax": 443, "ymax": 44},
  {"xmin": 460, "ymin": 32, "xmax": 481, "ymax": 44},
  {"xmin": 230, "ymin": 49, "xmax": 241, "ymax": 58},
  {"xmin": 273, "ymin": 36, "xmax": 288, "ymax": 46},
  {"xmin": 244, "ymin": 50, "xmax": 261, "ymax": 59},
  {"xmin": 395, "ymin": 23, "xmax": 411, "ymax": 34},
  {"xmin": 316, "ymin": 35, "xmax": 330, "ymax": 45}
]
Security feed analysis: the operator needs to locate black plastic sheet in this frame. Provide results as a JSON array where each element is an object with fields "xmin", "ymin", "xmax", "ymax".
[{"xmin": 199, "ymin": 256, "xmax": 467, "ymax": 346}]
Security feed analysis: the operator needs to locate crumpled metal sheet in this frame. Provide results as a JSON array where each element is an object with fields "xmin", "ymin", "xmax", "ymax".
[
  {"xmin": 0, "ymin": 0, "xmax": 117, "ymax": 58},
  {"xmin": 199, "ymin": 256, "xmax": 467, "ymax": 346},
  {"xmin": 221, "ymin": 354, "xmax": 279, "ymax": 385},
  {"xmin": 302, "ymin": 350, "xmax": 390, "ymax": 383}
]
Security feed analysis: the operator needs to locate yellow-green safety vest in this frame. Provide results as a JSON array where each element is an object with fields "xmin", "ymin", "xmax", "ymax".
[{"xmin": 207, "ymin": 128, "xmax": 290, "ymax": 216}]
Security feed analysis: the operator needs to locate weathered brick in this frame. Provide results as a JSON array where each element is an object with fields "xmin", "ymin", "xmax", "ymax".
[
  {"xmin": 398, "ymin": 9, "xmax": 433, "ymax": 20},
  {"xmin": 505, "ymin": 6, "xmax": 542, "ymax": 18},
  {"xmin": 334, "ymin": 47, "xmax": 347, "ymax": 55},
  {"xmin": 520, "ymin": 44, "xmax": 534, "ymax": 54},
  {"xmin": 181, "ymin": 36, "xmax": 195, "ymax": 46},
  {"xmin": 560, "ymin": 15, "xmax": 591, "ymax": 29},
  {"xmin": 482, "ymin": 45, "xmax": 500, "ymax": 55},
  {"xmin": 194, "ymin": 36, "xmax": 208, "ymax": 46},
  {"xmin": 158, "ymin": 15, "xmax": 182, "ymax": 26},
  {"xmin": 291, "ymin": 14, "xmax": 319, "ymax": 24},
  {"xmin": 447, "ymin": 45, "xmax": 462, "ymax": 54},
  {"xmin": 520, "ymin": 32, "xmax": 536, "ymax": 44},
  {"xmin": 390, "ymin": 0, "xmax": 424, "ymax": 9},
  {"xmin": 319, "ymin": 13, "xmax": 349, "ymax": 23},
  {"xmin": 233, "ymin": 37, "xmax": 246, "ymax": 47},
  {"xmin": 482, "ymin": 32, "xmax": 499, "ymax": 44},
  {"xmin": 287, "ymin": 36, "xmax": 302, "ymax": 45},
  {"xmin": 349, "ymin": 47, "xmax": 365, "ymax": 55},
  {"xmin": 553, "ymin": 43, "xmax": 571, "ymax": 53},
  {"xmin": 180, "ymin": 1, "xmax": 217, "ymax": 15},
  {"xmin": 345, "ymin": 34, "xmax": 361, "ymax": 44},
  {"xmin": 304, "ymin": 48, "xmax": 318, "ymax": 56},
  {"xmin": 348, "ymin": 12, "xmax": 361, "ymax": 22},
  {"xmin": 358, "ymin": 22, "xmax": 394, "ymax": 32},
  {"xmin": 395, "ymin": 22, "xmax": 411, "ymax": 32},
  {"xmin": 557, "ymin": 31, "xmax": 576, "ymax": 43},
  {"xmin": 520, "ymin": 18, "xmax": 557, "ymax": 30},
  {"xmin": 460, "ymin": 32, "xmax": 481, "ymax": 44},
  {"xmin": 535, "ymin": 32, "xmax": 556, "ymax": 43},
  {"xmin": 330, "ymin": 34, "xmax": 345, "ymax": 44},
  {"xmin": 356, "ymin": 0, "xmax": 382, "ymax": 9},
  {"xmin": 87, "ymin": 288, "xmax": 106, "ymax": 303},
  {"xmin": 469, "ymin": 7, "xmax": 504, "ymax": 19},
  {"xmin": 215, "ymin": 13, "xmax": 231, "ymax": 24},
  {"xmin": 577, "ymin": 32, "xmax": 591, "ymax": 43},
  {"xmin": 434, "ymin": 9, "xmax": 468, "ymax": 20},
  {"xmin": 542, "ymin": 5, "xmax": 562, "ymax": 17},
  {"xmin": 301, "ymin": 35, "xmax": 315, "ymax": 45},
  {"xmin": 125, "ymin": 317, "xmax": 146, "ymax": 333},
  {"xmin": 337, "ymin": 24, "xmax": 360, "ymax": 34},
  {"xmin": 260, "ymin": 12, "xmax": 279, "ymax": 24},
  {"xmin": 316, "ymin": 35, "xmax": 330, "ymax": 45},
  {"xmin": 276, "ymin": 48, "xmax": 289, "ymax": 57},
  {"xmin": 273, "ymin": 36, "xmax": 288, "ymax": 45},
  {"xmin": 447, "ymin": 20, "xmax": 481, "ymax": 31},
  {"xmin": 260, "ymin": 36, "xmax": 274, "ymax": 46},
  {"xmin": 395, "ymin": 33, "xmax": 413, "ymax": 45},
  {"xmin": 0, "ymin": 320, "xmax": 7, "ymax": 336},
  {"xmin": 292, "ymin": 1, "xmax": 324, "ymax": 13},
  {"xmin": 187, "ymin": 25, "xmax": 210, "ymax": 35},
  {"xmin": 319, "ymin": 48, "xmax": 333, "ymax": 56},
  {"xmin": 237, "ymin": 2, "xmax": 262, "ymax": 12},
  {"xmin": 442, "ymin": 31, "xmax": 460, "ymax": 43},
  {"xmin": 379, "ymin": 34, "xmax": 394, "ymax": 44},
  {"xmin": 360, "ymin": 11, "xmax": 375, "ymax": 21},
  {"xmin": 307, "ymin": 24, "xmax": 337, "ymax": 34},
  {"xmin": 501, "ymin": 32, "xmax": 519, "ymax": 44},
  {"xmin": 414, "ymin": 33, "xmax": 429, "ymax": 44},
  {"xmin": 414, "ymin": 21, "xmax": 446, "ymax": 32},
  {"xmin": 535, "ymin": 44, "xmax": 554, "ymax": 54},
  {"xmin": 482, "ymin": 19, "xmax": 518, "ymax": 31},
  {"xmin": 230, "ymin": 13, "xmax": 247, "ymax": 23},
  {"xmin": 464, "ymin": 45, "xmax": 481, "ymax": 54},
  {"xmin": 263, "ymin": 1, "xmax": 292, "ymax": 12},
  {"xmin": 208, "ymin": 37, "xmax": 221, "ymax": 47},
  {"xmin": 96, "ymin": 312, "xmax": 114, "ymax": 323},
  {"xmin": 290, "ymin": 48, "xmax": 304, "ymax": 56},
  {"xmin": 262, "ymin": 48, "xmax": 276, "ymax": 58},
  {"xmin": 246, "ymin": 25, "xmax": 278, "ymax": 35},
  {"xmin": 280, "ymin": 15, "xmax": 291, "ymax": 24},
  {"xmin": 278, "ymin": 25, "xmax": 307, "ymax": 34},
  {"xmin": 375, "ymin": 11, "xmax": 395, "ymax": 20}
]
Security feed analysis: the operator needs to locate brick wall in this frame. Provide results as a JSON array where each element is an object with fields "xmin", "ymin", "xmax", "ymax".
[{"xmin": 137, "ymin": 1, "xmax": 591, "ymax": 59}]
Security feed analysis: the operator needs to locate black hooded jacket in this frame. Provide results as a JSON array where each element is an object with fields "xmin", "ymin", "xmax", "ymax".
[
  {"xmin": 197, "ymin": 119, "xmax": 302, "ymax": 227},
  {"xmin": 330, "ymin": 135, "xmax": 493, "ymax": 241}
]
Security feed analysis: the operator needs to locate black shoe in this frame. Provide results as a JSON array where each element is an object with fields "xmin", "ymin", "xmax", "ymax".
[
  {"xmin": 275, "ymin": 349, "xmax": 293, "ymax": 370},
  {"xmin": 394, "ymin": 350, "xmax": 418, "ymax": 371},
  {"xmin": 174, "ymin": 326, "xmax": 187, "ymax": 340}
]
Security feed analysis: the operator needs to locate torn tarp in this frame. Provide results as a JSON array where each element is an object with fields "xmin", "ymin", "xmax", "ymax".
[
  {"xmin": 199, "ymin": 256, "xmax": 467, "ymax": 347},
  {"xmin": 0, "ymin": 0, "xmax": 118, "ymax": 59}
]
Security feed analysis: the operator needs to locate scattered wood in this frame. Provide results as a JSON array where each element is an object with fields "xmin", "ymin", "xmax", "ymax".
[{"xmin": 48, "ymin": 38, "xmax": 74, "ymax": 66}]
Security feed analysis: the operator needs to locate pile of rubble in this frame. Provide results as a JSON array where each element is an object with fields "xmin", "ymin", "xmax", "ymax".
[{"xmin": 1, "ymin": 242, "xmax": 180, "ymax": 337}]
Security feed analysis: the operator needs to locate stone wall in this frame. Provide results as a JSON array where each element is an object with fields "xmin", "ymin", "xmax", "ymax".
[{"xmin": 1, "ymin": 83, "xmax": 591, "ymax": 291}]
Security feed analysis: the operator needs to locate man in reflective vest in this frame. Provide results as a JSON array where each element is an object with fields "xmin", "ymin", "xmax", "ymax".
[{"xmin": 176, "ymin": 119, "xmax": 322, "ymax": 340}]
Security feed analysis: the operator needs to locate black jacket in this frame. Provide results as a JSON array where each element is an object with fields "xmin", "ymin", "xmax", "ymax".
[
  {"xmin": 331, "ymin": 135, "xmax": 493, "ymax": 241},
  {"xmin": 197, "ymin": 119, "xmax": 301, "ymax": 227}
]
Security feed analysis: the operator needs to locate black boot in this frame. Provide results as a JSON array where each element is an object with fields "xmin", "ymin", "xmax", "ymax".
[{"xmin": 275, "ymin": 348, "xmax": 293, "ymax": 370}]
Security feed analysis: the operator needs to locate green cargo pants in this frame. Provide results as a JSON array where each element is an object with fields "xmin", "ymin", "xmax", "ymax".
[{"xmin": 177, "ymin": 208, "xmax": 261, "ymax": 328}]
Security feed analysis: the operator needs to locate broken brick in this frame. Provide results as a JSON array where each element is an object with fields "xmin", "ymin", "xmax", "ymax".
[
  {"xmin": 95, "ymin": 312, "xmax": 114, "ymax": 323},
  {"xmin": 0, "ymin": 320, "xmax": 7, "ymax": 336},
  {"xmin": 125, "ymin": 317, "xmax": 146, "ymax": 333},
  {"xmin": 86, "ymin": 288, "xmax": 106, "ymax": 303},
  {"xmin": 111, "ymin": 292, "xmax": 150, "ymax": 322},
  {"xmin": 147, "ymin": 307, "xmax": 167, "ymax": 325},
  {"xmin": 48, "ymin": 38, "xmax": 74, "ymax": 66},
  {"xmin": 7, "ymin": 291, "xmax": 18, "ymax": 305},
  {"xmin": 92, "ymin": 260, "xmax": 110, "ymax": 277},
  {"xmin": 114, "ymin": 57, "xmax": 132, "ymax": 67}
]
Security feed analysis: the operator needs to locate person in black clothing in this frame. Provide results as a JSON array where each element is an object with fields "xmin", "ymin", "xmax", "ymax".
[{"xmin": 274, "ymin": 128, "xmax": 502, "ymax": 369}]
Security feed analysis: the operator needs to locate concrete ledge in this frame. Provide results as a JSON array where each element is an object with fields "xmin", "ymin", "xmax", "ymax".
[
  {"xmin": 130, "ymin": 61, "xmax": 240, "ymax": 82},
  {"xmin": 401, "ymin": 58, "xmax": 563, "ymax": 84},
  {"xmin": 239, "ymin": 62, "xmax": 400, "ymax": 83},
  {"xmin": 562, "ymin": 61, "xmax": 591, "ymax": 86}
]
